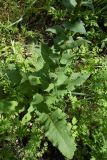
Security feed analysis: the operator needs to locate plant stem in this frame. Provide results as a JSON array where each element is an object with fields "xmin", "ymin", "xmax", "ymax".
[{"xmin": 73, "ymin": 0, "xmax": 82, "ymax": 21}]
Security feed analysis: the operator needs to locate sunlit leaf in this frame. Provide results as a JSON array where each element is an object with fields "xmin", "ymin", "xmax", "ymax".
[
  {"xmin": 63, "ymin": 20, "xmax": 86, "ymax": 34},
  {"xmin": 39, "ymin": 108, "xmax": 76, "ymax": 159}
]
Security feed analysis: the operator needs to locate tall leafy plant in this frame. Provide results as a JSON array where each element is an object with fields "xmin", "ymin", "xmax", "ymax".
[{"xmin": 0, "ymin": 0, "xmax": 94, "ymax": 159}]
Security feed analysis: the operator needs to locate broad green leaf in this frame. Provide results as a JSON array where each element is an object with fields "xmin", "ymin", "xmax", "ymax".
[
  {"xmin": 36, "ymin": 55, "xmax": 45, "ymax": 71},
  {"xmin": 63, "ymin": 20, "xmax": 86, "ymax": 34},
  {"xmin": 54, "ymin": 33, "xmax": 68, "ymax": 46},
  {"xmin": 62, "ymin": 0, "xmax": 77, "ymax": 8},
  {"xmin": 0, "ymin": 100, "xmax": 18, "ymax": 114},
  {"xmin": 45, "ymin": 95, "xmax": 57, "ymax": 106},
  {"xmin": 55, "ymin": 70, "xmax": 68, "ymax": 86},
  {"xmin": 81, "ymin": 0, "xmax": 94, "ymax": 10},
  {"xmin": 45, "ymin": 83, "xmax": 54, "ymax": 92},
  {"xmin": 72, "ymin": 117, "xmax": 77, "ymax": 125},
  {"xmin": 90, "ymin": 157, "xmax": 96, "ymax": 160},
  {"xmin": 60, "ymin": 56, "xmax": 68, "ymax": 64},
  {"xmin": 66, "ymin": 72, "xmax": 90, "ymax": 91},
  {"xmin": 53, "ymin": 89, "xmax": 68, "ymax": 97},
  {"xmin": 60, "ymin": 38, "xmax": 89, "ymax": 50},
  {"xmin": 56, "ymin": 74, "xmax": 67, "ymax": 86},
  {"xmin": 5, "ymin": 64, "xmax": 22, "ymax": 85},
  {"xmin": 25, "ymin": 51, "xmax": 44, "ymax": 72},
  {"xmin": 21, "ymin": 105, "xmax": 34, "ymax": 125},
  {"xmin": 41, "ymin": 44, "xmax": 56, "ymax": 68},
  {"xmin": 31, "ymin": 94, "xmax": 49, "ymax": 113},
  {"xmin": 20, "ymin": 80, "xmax": 33, "ymax": 96},
  {"xmin": 39, "ymin": 108, "xmax": 76, "ymax": 159},
  {"xmin": 60, "ymin": 50, "xmax": 73, "ymax": 64},
  {"xmin": 29, "ymin": 75, "xmax": 41, "ymax": 86},
  {"xmin": 71, "ymin": 72, "xmax": 90, "ymax": 87},
  {"xmin": 46, "ymin": 25, "xmax": 64, "ymax": 34},
  {"xmin": 101, "ymin": 38, "xmax": 107, "ymax": 48},
  {"xmin": 32, "ymin": 94, "xmax": 44, "ymax": 105},
  {"xmin": 21, "ymin": 112, "xmax": 32, "ymax": 125}
]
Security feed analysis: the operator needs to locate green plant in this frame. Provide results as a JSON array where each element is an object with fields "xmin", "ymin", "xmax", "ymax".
[{"xmin": 1, "ymin": 0, "xmax": 107, "ymax": 160}]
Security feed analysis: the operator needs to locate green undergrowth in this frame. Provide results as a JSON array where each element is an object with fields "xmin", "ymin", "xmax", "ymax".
[{"xmin": 0, "ymin": 0, "xmax": 107, "ymax": 160}]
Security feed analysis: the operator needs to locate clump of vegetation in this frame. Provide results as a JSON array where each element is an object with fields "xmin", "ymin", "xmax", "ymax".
[{"xmin": 0, "ymin": 0, "xmax": 107, "ymax": 160}]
